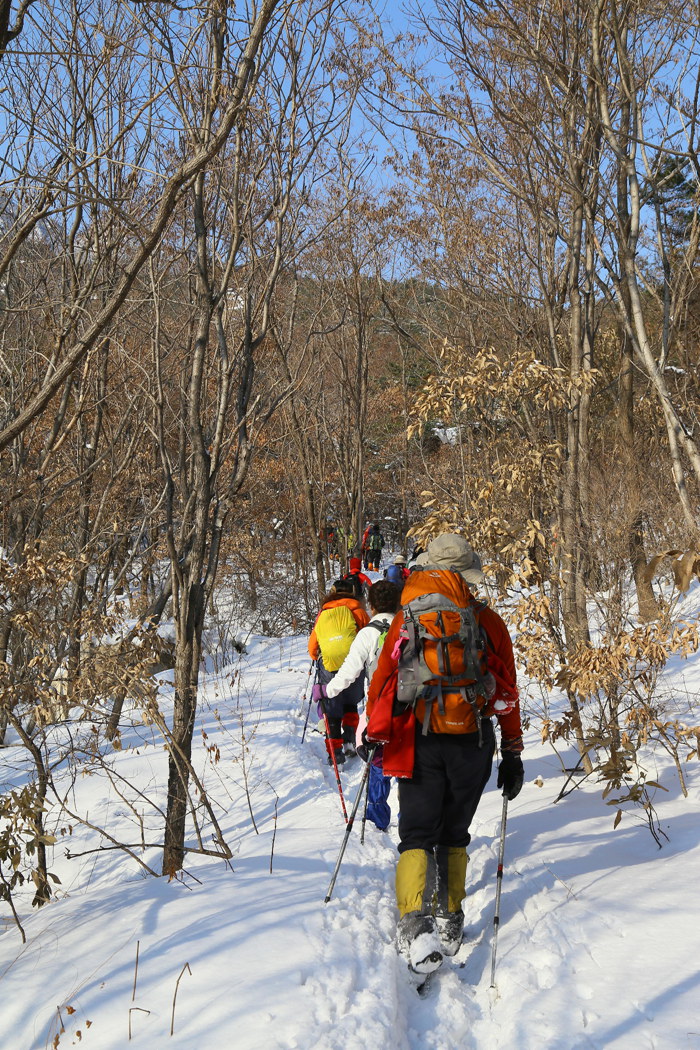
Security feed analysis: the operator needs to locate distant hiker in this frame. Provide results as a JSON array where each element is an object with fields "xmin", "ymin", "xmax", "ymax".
[
  {"xmin": 365, "ymin": 523, "xmax": 384, "ymax": 570},
  {"xmin": 308, "ymin": 579, "xmax": 369, "ymax": 768},
  {"xmin": 342, "ymin": 556, "xmax": 372, "ymax": 602},
  {"xmin": 365, "ymin": 533, "xmax": 523, "ymax": 981},
  {"xmin": 320, "ymin": 522, "xmax": 338, "ymax": 561},
  {"xmin": 361, "ymin": 524, "xmax": 372, "ymax": 568},
  {"xmin": 328, "ymin": 523, "xmax": 339, "ymax": 561},
  {"xmin": 323, "ymin": 580, "xmax": 401, "ymax": 827},
  {"xmin": 384, "ymin": 555, "xmax": 409, "ymax": 587},
  {"xmin": 336, "ymin": 525, "xmax": 354, "ymax": 562}
]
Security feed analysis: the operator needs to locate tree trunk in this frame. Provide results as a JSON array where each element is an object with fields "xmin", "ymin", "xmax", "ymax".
[{"xmin": 162, "ymin": 580, "xmax": 205, "ymax": 876}]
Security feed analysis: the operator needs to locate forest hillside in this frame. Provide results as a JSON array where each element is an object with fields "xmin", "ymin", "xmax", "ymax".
[
  {"xmin": 1, "ymin": 572, "xmax": 699, "ymax": 1050},
  {"xmin": 2, "ymin": 2, "xmax": 700, "ymax": 1046}
]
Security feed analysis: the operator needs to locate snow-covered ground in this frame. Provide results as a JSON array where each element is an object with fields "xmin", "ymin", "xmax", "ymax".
[{"xmin": 1, "ymin": 592, "xmax": 700, "ymax": 1050}]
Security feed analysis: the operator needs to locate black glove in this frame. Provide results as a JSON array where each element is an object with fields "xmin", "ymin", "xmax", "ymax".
[
  {"xmin": 357, "ymin": 727, "xmax": 371, "ymax": 762},
  {"xmin": 358, "ymin": 727, "xmax": 383, "ymax": 763},
  {"xmin": 497, "ymin": 752, "xmax": 524, "ymax": 800}
]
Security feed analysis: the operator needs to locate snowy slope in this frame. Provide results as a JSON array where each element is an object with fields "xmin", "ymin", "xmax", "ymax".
[{"xmin": 1, "ymin": 622, "xmax": 700, "ymax": 1050}]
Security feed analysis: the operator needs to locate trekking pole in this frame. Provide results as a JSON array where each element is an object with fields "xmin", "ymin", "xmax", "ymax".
[
  {"xmin": 298, "ymin": 659, "xmax": 315, "ymax": 716},
  {"xmin": 318, "ymin": 695, "xmax": 348, "ymax": 823},
  {"xmin": 489, "ymin": 793, "xmax": 509, "ymax": 989},
  {"xmin": 300, "ymin": 661, "xmax": 317, "ymax": 743},
  {"xmin": 324, "ymin": 750, "xmax": 375, "ymax": 903},
  {"xmin": 359, "ymin": 753, "xmax": 374, "ymax": 845}
]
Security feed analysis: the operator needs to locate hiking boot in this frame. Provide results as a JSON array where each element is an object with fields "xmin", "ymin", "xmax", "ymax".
[
  {"xmin": 396, "ymin": 912, "xmax": 443, "ymax": 976},
  {"xmin": 435, "ymin": 909, "xmax": 464, "ymax": 956},
  {"xmin": 327, "ymin": 748, "xmax": 345, "ymax": 769}
]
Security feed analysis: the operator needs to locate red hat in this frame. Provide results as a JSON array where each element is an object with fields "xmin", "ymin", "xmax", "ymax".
[{"xmin": 349, "ymin": 557, "xmax": 362, "ymax": 572}]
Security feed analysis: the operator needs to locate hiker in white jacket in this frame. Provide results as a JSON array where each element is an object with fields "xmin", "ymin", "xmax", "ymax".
[
  {"xmin": 325, "ymin": 579, "xmax": 403, "ymax": 712},
  {"xmin": 324, "ymin": 580, "xmax": 402, "ymax": 829}
]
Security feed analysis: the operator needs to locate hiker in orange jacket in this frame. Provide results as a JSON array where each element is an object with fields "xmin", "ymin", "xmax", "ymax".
[
  {"xmin": 309, "ymin": 578, "xmax": 369, "ymax": 767},
  {"xmin": 365, "ymin": 533, "xmax": 523, "ymax": 980}
]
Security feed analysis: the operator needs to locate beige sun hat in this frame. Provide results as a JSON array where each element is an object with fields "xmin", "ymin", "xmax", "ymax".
[{"xmin": 425, "ymin": 533, "xmax": 485, "ymax": 585}]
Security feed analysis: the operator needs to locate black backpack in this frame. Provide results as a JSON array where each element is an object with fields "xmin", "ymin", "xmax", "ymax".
[{"xmin": 342, "ymin": 572, "xmax": 364, "ymax": 601}]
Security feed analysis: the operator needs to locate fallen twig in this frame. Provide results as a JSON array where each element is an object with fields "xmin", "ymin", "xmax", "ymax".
[{"xmin": 170, "ymin": 963, "xmax": 192, "ymax": 1036}]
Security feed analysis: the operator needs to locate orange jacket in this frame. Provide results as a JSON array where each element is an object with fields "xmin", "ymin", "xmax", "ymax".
[
  {"xmin": 366, "ymin": 568, "xmax": 521, "ymax": 776},
  {"xmin": 308, "ymin": 597, "xmax": 369, "ymax": 660}
]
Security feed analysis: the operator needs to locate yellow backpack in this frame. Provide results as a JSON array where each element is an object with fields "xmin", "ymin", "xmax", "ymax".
[{"xmin": 315, "ymin": 605, "xmax": 358, "ymax": 671}]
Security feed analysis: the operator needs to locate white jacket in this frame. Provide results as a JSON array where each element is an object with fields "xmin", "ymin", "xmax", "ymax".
[{"xmin": 324, "ymin": 612, "xmax": 394, "ymax": 699}]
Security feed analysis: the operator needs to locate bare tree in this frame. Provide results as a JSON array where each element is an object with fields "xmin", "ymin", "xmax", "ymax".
[
  {"xmin": 0, "ymin": 0, "xmax": 283, "ymax": 453},
  {"xmin": 145, "ymin": 0, "xmax": 358, "ymax": 874}
]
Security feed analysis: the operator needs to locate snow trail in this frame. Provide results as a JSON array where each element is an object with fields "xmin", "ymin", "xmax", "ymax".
[{"xmin": 0, "ymin": 631, "xmax": 698, "ymax": 1049}]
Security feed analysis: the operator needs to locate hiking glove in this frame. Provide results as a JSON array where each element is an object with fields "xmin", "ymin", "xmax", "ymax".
[
  {"xmin": 497, "ymin": 752, "xmax": 524, "ymax": 800},
  {"xmin": 357, "ymin": 727, "xmax": 382, "ymax": 763},
  {"xmin": 312, "ymin": 683, "xmax": 327, "ymax": 718},
  {"xmin": 357, "ymin": 727, "xmax": 371, "ymax": 762}
]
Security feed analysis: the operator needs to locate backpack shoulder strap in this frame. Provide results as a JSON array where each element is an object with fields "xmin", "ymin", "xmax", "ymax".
[{"xmin": 468, "ymin": 598, "xmax": 495, "ymax": 654}]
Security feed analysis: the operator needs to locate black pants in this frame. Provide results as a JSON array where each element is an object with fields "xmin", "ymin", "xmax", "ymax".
[
  {"xmin": 397, "ymin": 719, "xmax": 495, "ymax": 854},
  {"xmin": 316, "ymin": 655, "xmax": 364, "ymax": 742},
  {"xmin": 366, "ymin": 547, "xmax": 382, "ymax": 569}
]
